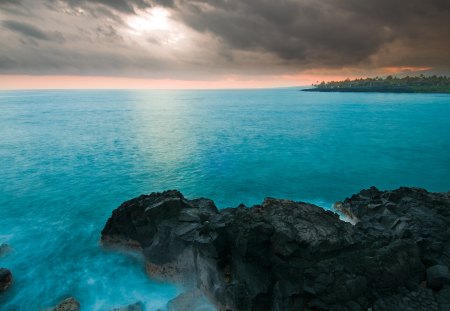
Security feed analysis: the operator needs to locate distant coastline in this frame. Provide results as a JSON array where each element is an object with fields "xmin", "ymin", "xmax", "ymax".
[{"xmin": 303, "ymin": 75, "xmax": 450, "ymax": 93}]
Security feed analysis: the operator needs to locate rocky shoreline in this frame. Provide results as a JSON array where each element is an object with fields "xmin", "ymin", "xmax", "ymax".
[
  {"xmin": 101, "ymin": 187, "xmax": 450, "ymax": 311},
  {"xmin": 0, "ymin": 268, "xmax": 12, "ymax": 292}
]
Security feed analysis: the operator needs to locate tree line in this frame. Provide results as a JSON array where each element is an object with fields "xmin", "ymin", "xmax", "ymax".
[{"xmin": 312, "ymin": 75, "xmax": 450, "ymax": 93}]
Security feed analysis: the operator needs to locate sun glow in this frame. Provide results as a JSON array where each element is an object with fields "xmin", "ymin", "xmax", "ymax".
[{"xmin": 127, "ymin": 7, "xmax": 171, "ymax": 33}]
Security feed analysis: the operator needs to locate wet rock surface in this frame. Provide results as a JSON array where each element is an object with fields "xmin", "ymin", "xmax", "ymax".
[
  {"xmin": 0, "ymin": 268, "xmax": 12, "ymax": 292},
  {"xmin": 102, "ymin": 187, "xmax": 450, "ymax": 311},
  {"xmin": 45, "ymin": 297, "xmax": 80, "ymax": 311},
  {"xmin": 111, "ymin": 301, "xmax": 144, "ymax": 311},
  {"xmin": 427, "ymin": 265, "xmax": 450, "ymax": 290},
  {"xmin": 167, "ymin": 290, "xmax": 215, "ymax": 311},
  {"xmin": 0, "ymin": 244, "xmax": 11, "ymax": 257}
]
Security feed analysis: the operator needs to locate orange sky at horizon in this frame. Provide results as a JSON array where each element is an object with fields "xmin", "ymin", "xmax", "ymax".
[
  {"xmin": 0, "ymin": 66, "xmax": 432, "ymax": 90},
  {"xmin": 0, "ymin": 74, "xmax": 345, "ymax": 90}
]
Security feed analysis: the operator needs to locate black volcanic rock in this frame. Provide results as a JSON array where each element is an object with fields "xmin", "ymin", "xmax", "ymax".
[
  {"xmin": 0, "ymin": 268, "xmax": 12, "ymax": 292},
  {"xmin": 167, "ymin": 290, "xmax": 214, "ymax": 311},
  {"xmin": 0, "ymin": 244, "xmax": 10, "ymax": 257},
  {"xmin": 112, "ymin": 302, "xmax": 144, "ymax": 311},
  {"xmin": 427, "ymin": 265, "xmax": 450, "ymax": 290},
  {"xmin": 45, "ymin": 297, "xmax": 80, "ymax": 311},
  {"xmin": 102, "ymin": 187, "xmax": 450, "ymax": 311}
]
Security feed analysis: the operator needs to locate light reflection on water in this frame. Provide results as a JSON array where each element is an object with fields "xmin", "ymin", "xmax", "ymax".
[{"xmin": 0, "ymin": 89, "xmax": 449, "ymax": 310}]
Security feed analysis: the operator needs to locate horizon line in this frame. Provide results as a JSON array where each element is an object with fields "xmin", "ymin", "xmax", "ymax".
[{"xmin": 0, "ymin": 85, "xmax": 308, "ymax": 92}]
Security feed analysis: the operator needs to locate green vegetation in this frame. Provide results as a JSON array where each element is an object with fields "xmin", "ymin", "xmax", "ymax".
[{"xmin": 304, "ymin": 75, "xmax": 450, "ymax": 93}]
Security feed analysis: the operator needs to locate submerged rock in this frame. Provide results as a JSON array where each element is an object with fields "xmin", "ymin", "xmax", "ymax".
[
  {"xmin": 0, "ymin": 244, "xmax": 11, "ymax": 257},
  {"xmin": 102, "ymin": 187, "xmax": 450, "ymax": 310},
  {"xmin": 373, "ymin": 287, "xmax": 439, "ymax": 311},
  {"xmin": 167, "ymin": 290, "xmax": 216, "ymax": 311},
  {"xmin": 0, "ymin": 268, "xmax": 12, "ymax": 292},
  {"xmin": 427, "ymin": 265, "xmax": 450, "ymax": 290},
  {"xmin": 112, "ymin": 302, "xmax": 144, "ymax": 311},
  {"xmin": 45, "ymin": 297, "xmax": 80, "ymax": 311}
]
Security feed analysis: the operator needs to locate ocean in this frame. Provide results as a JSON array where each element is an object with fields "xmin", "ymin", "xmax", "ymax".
[{"xmin": 0, "ymin": 88, "xmax": 449, "ymax": 310}]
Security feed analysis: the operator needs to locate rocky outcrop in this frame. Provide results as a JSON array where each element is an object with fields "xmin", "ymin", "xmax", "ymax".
[
  {"xmin": 101, "ymin": 187, "xmax": 450, "ymax": 311},
  {"xmin": 111, "ymin": 302, "xmax": 144, "ymax": 311},
  {"xmin": 427, "ymin": 265, "xmax": 450, "ymax": 290},
  {"xmin": 45, "ymin": 297, "xmax": 80, "ymax": 311},
  {"xmin": 0, "ymin": 268, "xmax": 12, "ymax": 292},
  {"xmin": 167, "ymin": 290, "xmax": 216, "ymax": 311},
  {"xmin": 0, "ymin": 244, "xmax": 10, "ymax": 257}
]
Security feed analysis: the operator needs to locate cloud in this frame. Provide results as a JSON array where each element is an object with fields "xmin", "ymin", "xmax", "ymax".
[
  {"xmin": 0, "ymin": 0, "xmax": 449, "ymax": 79},
  {"xmin": 65, "ymin": 0, "xmax": 147, "ymax": 13},
  {"xmin": 0, "ymin": 0, "xmax": 23, "ymax": 5},
  {"xmin": 3, "ymin": 20, "xmax": 50, "ymax": 40},
  {"xmin": 2, "ymin": 20, "xmax": 65, "ymax": 42},
  {"xmin": 170, "ymin": 0, "xmax": 450, "ymax": 69}
]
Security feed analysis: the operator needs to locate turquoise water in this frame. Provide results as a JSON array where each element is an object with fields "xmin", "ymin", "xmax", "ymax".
[{"xmin": 0, "ymin": 89, "xmax": 449, "ymax": 310}]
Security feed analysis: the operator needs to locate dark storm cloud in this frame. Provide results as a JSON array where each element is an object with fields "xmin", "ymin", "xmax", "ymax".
[
  {"xmin": 59, "ymin": 0, "xmax": 173, "ymax": 13},
  {"xmin": 0, "ymin": 0, "xmax": 23, "ymax": 4},
  {"xmin": 0, "ymin": 0, "xmax": 449, "ymax": 78},
  {"xmin": 61, "ymin": 0, "xmax": 154, "ymax": 13},
  {"xmin": 2, "ymin": 20, "xmax": 65, "ymax": 42},
  {"xmin": 169, "ymin": 0, "xmax": 450, "ymax": 69},
  {"xmin": 3, "ymin": 20, "xmax": 48, "ymax": 40},
  {"xmin": 65, "ymin": 0, "xmax": 450, "ymax": 69}
]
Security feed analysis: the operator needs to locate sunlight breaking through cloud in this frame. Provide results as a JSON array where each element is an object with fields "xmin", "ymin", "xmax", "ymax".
[{"xmin": 127, "ymin": 7, "xmax": 171, "ymax": 33}]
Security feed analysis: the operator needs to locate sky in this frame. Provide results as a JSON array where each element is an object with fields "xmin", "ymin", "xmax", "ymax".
[{"xmin": 0, "ymin": 0, "xmax": 449, "ymax": 89}]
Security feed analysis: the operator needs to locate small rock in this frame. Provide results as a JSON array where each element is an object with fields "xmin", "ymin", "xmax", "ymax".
[
  {"xmin": 427, "ymin": 265, "xmax": 450, "ymax": 290},
  {"xmin": 167, "ymin": 290, "xmax": 215, "ymax": 311},
  {"xmin": 0, "ymin": 244, "xmax": 11, "ymax": 257},
  {"xmin": 0, "ymin": 268, "xmax": 12, "ymax": 292},
  {"xmin": 47, "ymin": 297, "xmax": 80, "ymax": 311},
  {"xmin": 436, "ymin": 286, "xmax": 450, "ymax": 306},
  {"xmin": 112, "ymin": 302, "xmax": 144, "ymax": 311}
]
